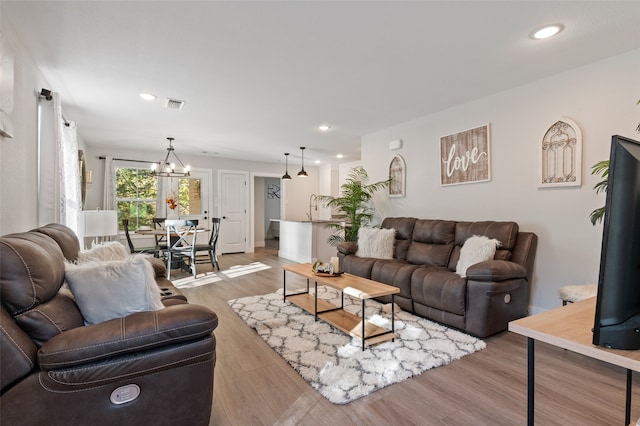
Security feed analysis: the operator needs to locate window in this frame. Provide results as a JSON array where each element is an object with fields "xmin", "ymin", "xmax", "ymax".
[
  {"xmin": 177, "ymin": 177, "xmax": 202, "ymax": 215},
  {"xmin": 116, "ymin": 166, "xmax": 158, "ymax": 230}
]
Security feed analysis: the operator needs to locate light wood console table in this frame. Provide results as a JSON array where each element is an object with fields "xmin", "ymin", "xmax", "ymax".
[
  {"xmin": 282, "ymin": 263, "xmax": 399, "ymax": 350},
  {"xmin": 509, "ymin": 297, "xmax": 640, "ymax": 425}
]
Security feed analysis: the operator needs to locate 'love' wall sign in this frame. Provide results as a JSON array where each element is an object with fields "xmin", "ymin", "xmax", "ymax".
[{"xmin": 440, "ymin": 124, "xmax": 491, "ymax": 186}]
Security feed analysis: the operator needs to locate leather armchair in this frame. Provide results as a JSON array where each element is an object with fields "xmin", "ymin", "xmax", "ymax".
[{"xmin": 1, "ymin": 224, "xmax": 218, "ymax": 425}]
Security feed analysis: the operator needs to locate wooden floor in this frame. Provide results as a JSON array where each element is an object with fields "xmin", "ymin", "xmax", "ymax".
[{"xmin": 176, "ymin": 247, "xmax": 640, "ymax": 425}]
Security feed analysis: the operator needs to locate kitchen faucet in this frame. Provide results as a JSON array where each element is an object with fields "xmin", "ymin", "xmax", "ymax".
[{"xmin": 308, "ymin": 194, "xmax": 318, "ymax": 221}]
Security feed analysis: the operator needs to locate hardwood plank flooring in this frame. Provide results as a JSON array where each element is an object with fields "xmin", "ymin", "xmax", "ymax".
[{"xmin": 175, "ymin": 247, "xmax": 640, "ymax": 425}]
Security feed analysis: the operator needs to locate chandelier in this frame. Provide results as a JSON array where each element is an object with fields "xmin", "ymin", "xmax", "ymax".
[{"xmin": 150, "ymin": 137, "xmax": 191, "ymax": 177}]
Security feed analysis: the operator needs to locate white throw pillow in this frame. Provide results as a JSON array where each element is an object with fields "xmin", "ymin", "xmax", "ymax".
[
  {"xmin": 78, "ymin": 241, "xmax": 128, "ymax": 263},
  {"xmin": 456, "ymin": 235, "xmax": 502, "ymax": 277},
  {"xmin": 356, "ymin": 227, "xmax": 395, "ymax": 259},
  {"xmin": 65, "ymin": 254, "xmax": 165, "ymax": 325}
]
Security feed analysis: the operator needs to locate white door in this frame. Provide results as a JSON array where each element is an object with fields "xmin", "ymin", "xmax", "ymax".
[{"xmin": 218, "ymin": 170, "xmax": 248, "ymax": 253}]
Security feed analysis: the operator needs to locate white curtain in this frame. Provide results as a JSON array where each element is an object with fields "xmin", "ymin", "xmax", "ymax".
[
  {"xmin": 103, "ymin": 155, "xmax": 116, "ymax": 210},
  {"xmin": 37, "ymin": 92, "xmax": 81, "ymax": 234}
]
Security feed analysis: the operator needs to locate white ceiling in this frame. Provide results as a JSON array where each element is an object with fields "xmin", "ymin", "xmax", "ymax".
[{"xmin": 4, "ymin": 1, "xmax": 640, "ymax": 167}]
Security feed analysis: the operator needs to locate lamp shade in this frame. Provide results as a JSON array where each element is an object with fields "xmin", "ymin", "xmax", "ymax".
[{"xmin": 79, "ymin": 210, "xmax": 118, "ymax": 238}]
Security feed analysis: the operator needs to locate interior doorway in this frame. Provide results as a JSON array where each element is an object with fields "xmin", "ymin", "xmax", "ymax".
[{"xmin": 250, "ymin": 172, "xmax": 284, "ymax": 253}]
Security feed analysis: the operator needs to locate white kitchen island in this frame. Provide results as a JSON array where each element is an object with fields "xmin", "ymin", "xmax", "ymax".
[{"xmin": 276, "ymin": 219, "xmax": 345, "ymax": 264}]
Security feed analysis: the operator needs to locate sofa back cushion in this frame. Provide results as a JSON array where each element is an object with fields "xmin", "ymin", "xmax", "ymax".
[
  {"xmin": 448, "ymin": 221, "xmax": 519, "ymax": 270},
  {"xmin": 1, "ymin": 232, "xmax": 84, "ymax": 346},
  {"xmin": 32, "ymin": 223, "xmax": 81, "ymax": 262},
  {"xmin": 381, "ymin": 217, "xmax": 417, "ymax": 260},
  {"xmin": 406, "ymin": 220, "xmax": 456, "ymax": 267}
]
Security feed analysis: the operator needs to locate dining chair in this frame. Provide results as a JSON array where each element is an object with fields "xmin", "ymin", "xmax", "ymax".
[
  {"xmin": 122, "ymin": 219, "xmax": 160, "ymax": 256},
  {"xmin": 165, "ymin": 219, "xmax": 198, "ymax": 279},
  {"xmin": 195, "ymin": 217, "xmax": 221, "ymax": 270},
  {"xmin": 152, "ymin": 217, "xmax": 167, "ymax": 251}
]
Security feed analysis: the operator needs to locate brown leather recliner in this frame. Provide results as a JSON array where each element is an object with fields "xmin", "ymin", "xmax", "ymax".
[{"xmin": 0, "ymin": 224, "xmax": 218, "ymax": 425}]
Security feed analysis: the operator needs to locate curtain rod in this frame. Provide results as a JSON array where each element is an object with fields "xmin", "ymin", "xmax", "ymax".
[{"xmin": 98, "ymin": 156, "xmax": 156, "ymax": 164}]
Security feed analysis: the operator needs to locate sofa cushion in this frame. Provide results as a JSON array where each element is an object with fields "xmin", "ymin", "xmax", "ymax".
[
  {"xmin": 356, "ymin": 227, "xmax": 395, "ymax": 259},
  {"xmin": 410, "ymin": 267, "xmax": 467, "ymax": 316},
  {"xmin": 381, "ymin": 217, "xmax": 417, "ymax": 260},
  {"xmin": 370, "ymin": 260, "xmax": 418, "ymax": 300},
  {"xmin": 342, "ymin": 256, "xmax": 377, "ymax": 279},
  {"xmin": 406, "ymin": 220, "xmax": 456, "ymax": 266},
  {"xmin": 14, "ymin": 294, "xmax": 84, "ymax": 347},
  {"xmin": 455, "ymin": 235, "xmax": 501, "ymax": 277},
  {"xmin": 65, "ymin": 254, "xmax": 165, "ymax": 325}
]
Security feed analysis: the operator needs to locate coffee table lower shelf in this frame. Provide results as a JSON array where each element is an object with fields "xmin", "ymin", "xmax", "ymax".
[{"xmin": 286, "ymin": 292, "xmax": 396, "ymax": 348}]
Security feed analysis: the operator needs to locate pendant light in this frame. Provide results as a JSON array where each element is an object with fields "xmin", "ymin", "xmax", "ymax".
[
  {"xmin": 150, "ymin": 137, "xmax": 191, "ymax": 177},
  {"xmin": 282, "ymin": 153, "xmax": 292, "ymax": 180},
  {"xmin": 297, "ymin": 146, "xmax": 308, "ymax": 177}
]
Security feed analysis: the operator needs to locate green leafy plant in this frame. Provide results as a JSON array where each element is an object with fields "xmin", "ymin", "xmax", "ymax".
[
  {"xmin": 589, "ymin": 160, "xmax": 609, "ymax": 225},
  {"xmin": 317, "ymin": 166, "xmax": 391, "ymax": 246}
]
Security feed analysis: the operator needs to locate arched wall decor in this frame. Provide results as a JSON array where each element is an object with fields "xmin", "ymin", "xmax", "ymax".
[
  {"xmin": 388, "ymin": 154, "xmax": 405, "ymax": 197},
  {"xmin": 538, "ymin": 117, "xmax": 583, "ymax": 188}
]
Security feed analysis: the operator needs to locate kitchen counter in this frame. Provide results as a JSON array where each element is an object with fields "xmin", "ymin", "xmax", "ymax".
[{"xmin": 276, "ymin": 219, "xmax": 345, "ymax": 263}]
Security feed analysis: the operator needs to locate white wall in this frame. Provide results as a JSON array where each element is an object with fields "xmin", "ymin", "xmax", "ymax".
[
  {"xmin": 0, "ymin": 19, "xmax": 48, "ymax": 234},
  {"xmin": 360, "ymin": 49, "xmax": 640, "ymax": 313}
]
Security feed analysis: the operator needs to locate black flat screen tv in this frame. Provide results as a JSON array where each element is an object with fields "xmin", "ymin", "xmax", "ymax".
[{"xmin": 592, "ymin": 135, "xmax": 640, "ymax": 349}]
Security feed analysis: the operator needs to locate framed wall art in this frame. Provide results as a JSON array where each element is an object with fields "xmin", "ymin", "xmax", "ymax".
[
  {"xmin": 440, "ymin": 124, "xmax": 491, "ymax": 186},
  {"xmin": 538, "ymin": 117, "xmax": 582, "ymax": 188},
  {"xmin": 388, "ymin": 154, "xmax": 405, "ymax": 197}
]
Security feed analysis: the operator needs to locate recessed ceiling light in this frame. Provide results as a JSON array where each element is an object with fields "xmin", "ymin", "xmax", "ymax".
[
  {"xmin": 314, "ymin": 160, "xmax": 321, "ymax": 164},
  {"xmin": 318, "ymin": 124, "xmax": 331, "ymax": 132},
  {"xmin": 139, "ymin": 93, "xmax": 156, "ymax": 101},
  {"xmin": 336, "ymin": 154, "xmax": 344, "ymax": 159},
  {"xmin": 530, "ymin": 24, "xmax": 564, "ymax": 40}
]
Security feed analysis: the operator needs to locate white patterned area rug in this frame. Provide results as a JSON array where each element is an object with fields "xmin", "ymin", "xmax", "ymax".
[{"xmin": 228, "ymin": 286, "xmax": 486, "ymax": 404}]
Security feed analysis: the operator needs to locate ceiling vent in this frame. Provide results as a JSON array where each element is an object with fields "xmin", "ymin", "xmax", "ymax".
[{"xmin": 165, "ymin": 98, "xmax": 185, "ymax": 110}]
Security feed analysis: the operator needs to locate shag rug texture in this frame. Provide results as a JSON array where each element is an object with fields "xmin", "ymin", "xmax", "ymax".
[{"xmin": 228, "ymin": 286, "xmax": 486, "ymax": 404}]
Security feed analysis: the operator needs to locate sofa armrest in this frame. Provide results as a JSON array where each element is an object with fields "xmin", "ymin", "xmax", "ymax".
[
  {"xmin": 146, "ymin": 256, "xmax": 167, "ymax": 278},
  {"xmin": 337, "ymin": 241, "xmax": 358, "ymax": 255},
  {"xmin": 465, "ymin": 260, "xmax": 527, "ymax": 282},
  {"xmin": 38, "ymin": 304, "xmax": 218, "ymax": 370}
]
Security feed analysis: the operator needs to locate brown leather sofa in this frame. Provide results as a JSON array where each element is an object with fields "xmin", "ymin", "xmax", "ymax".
[
  {"xmin": 337, "ymin": 218, "xmax": 538, "ymax": 337},
  {"xmin": 0, "ymin": 224, "xmax": 218, "ymax": 425}
]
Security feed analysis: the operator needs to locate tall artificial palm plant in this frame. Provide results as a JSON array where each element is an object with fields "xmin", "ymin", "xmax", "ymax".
[
  {"xmin": 589, "ymin": 160, "xmax": 609, "ymax": 225},
  {"xmin": 317, "ymin": 166, "xmax": 391, "ymax": 246}
]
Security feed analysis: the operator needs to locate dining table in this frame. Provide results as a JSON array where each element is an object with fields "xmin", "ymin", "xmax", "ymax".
[{"xmin": 135, "ymin": 227, "xmax": 209, "ymax": 274}]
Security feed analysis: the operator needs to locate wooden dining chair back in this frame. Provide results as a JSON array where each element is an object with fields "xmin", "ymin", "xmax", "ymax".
[
  {"xmin": 165, "ymin": 219, "xmax": 199, "ymax": 279},
  {"xmin": 122, "ymin": 219, "xmax": 159, "ymax": 256},
  {"xmin": 195, "ymin": 218, "xmax": 221, "ymax": 270}
]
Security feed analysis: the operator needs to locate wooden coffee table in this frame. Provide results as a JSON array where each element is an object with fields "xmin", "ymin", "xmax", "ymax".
[{"xmin": 282, "ymin": 263, "xmax": 400, "ymax": 350}]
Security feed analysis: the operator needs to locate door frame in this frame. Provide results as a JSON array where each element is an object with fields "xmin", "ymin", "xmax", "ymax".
[{"xmin": 249, "ymin": 171, "xmax": 287, "ymax": 253}]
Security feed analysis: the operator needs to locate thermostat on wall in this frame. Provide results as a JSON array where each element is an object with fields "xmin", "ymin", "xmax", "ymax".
[{"xmin": 389, "ymin": 139, "xmax": 403, "ymax": 150}]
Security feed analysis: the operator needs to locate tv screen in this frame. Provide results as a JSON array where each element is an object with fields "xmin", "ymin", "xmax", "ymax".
[{"xmin": 592, "ymin": 135, "xmax": 640, "ymax": 349}]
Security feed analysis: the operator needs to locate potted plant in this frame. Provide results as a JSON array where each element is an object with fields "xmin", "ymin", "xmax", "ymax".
[
  {"xmin": 317, "ymin": 166, "xmax": 391, "ymax": 246},
  {"xmin": 589, "ymin": 160, "xmax": 609, "ymax": 225}
]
